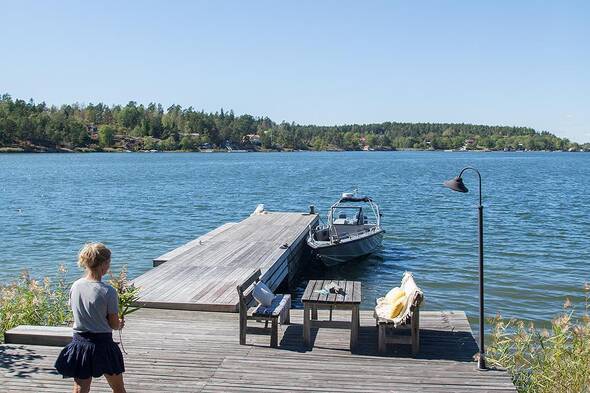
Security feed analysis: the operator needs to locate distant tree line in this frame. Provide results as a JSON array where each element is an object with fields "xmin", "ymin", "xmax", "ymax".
[{"xmin": 0, "ymin": 94, "xmax": 587, "ymax": 152}]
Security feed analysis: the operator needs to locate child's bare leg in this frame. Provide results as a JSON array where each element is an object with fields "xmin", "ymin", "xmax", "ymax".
[
  {"xmin": 73, "ymin": 377, "xmax": 92, "ymax": 393},
  {"xmin": 105, "ymin": 373, "xmax": 126, "ymax": 393}
]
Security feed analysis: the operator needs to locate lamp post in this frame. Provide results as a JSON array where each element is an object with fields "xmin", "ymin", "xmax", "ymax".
[{"xmin": 443, "ymin": 167, "xmax": 487, "ymax": 370}]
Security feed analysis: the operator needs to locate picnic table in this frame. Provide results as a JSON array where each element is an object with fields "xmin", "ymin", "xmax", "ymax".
[{"xmin": 301, "ymin": 279, "xmax": 361, "ymax": 350}]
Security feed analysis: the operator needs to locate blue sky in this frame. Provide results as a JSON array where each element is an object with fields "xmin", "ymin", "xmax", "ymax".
[{"xmin": 1, "ymin": 1, "xmax": 588, "ymax": 142}]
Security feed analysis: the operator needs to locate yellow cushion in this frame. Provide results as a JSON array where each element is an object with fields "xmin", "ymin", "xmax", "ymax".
[
  {"xmin": 388, "ymin": 295, "xmax": 407, "ymax": 319},
  {"xmin": 385, "ymin": 287, "xmax": 406, "ymax": 303}
]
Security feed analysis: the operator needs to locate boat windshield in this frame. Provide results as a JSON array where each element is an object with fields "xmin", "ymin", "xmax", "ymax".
[{"xmin": 330, "ymin": 206, "xmax": 375, "ymax": 225}]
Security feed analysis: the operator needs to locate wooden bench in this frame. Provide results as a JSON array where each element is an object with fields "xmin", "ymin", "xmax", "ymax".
[
  {"xmin": 375, "ymin": 272, "xmax": 424, "ymax": 355},
  {"xmin": 237, "ymin": 269, "xmax": 291, "ymax": 348},
  {"xmin": 4, "ymin": 325, "xmax": 73, "ymax": 346}
]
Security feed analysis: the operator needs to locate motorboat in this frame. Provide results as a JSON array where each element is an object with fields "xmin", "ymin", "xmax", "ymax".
[{"xmin": 307, "ymin": 192, "xmax": 384, "ymax": 266}]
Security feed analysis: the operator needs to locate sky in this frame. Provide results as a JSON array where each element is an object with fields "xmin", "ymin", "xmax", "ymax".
[{"xmin": 1, "ymin": 1, "xmax": 588, "ymax": 142}]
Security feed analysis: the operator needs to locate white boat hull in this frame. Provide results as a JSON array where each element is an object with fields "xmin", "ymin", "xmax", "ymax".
[{"xmin": 308, "ymin": 230, "xmax": 384, "ymax": 266}]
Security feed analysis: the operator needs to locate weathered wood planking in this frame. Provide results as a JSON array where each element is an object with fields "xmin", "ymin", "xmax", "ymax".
[
  {"xmin": 0, "ymin": 309, "xmax": 516, "ymax": 392},
  {"xmin": 153, "ymin": 222, "xmax": 238, "ymax": 266},
  {"xmin": 134, "ymin": 212, "xmax": 319, "ymax": 312}
]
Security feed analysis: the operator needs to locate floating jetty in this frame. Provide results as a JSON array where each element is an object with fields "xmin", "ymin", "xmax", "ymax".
[{"xmin": 133, "ymin": 211, "xmax": 319, "ymax": 312}]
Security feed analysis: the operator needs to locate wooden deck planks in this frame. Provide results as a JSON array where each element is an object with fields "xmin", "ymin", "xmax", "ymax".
[
  {"xmin": 133, "ymin": 212, "xmax": 319, "ymax": 312},
  {"xmin": 0, "ymin": 308, "xmax": 516, "ymax": 392},
  {"xmin": 152, "ymin": 222, "xmax": 238, "ymax": 266}
]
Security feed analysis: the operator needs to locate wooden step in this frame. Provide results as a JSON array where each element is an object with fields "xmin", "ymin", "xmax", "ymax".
[{"xmin": 4, "ymin": 325, "xmax": 72, "ymax": 346}]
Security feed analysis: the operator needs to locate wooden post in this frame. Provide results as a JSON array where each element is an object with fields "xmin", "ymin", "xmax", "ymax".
[
  {"xmin": 270, "ymin": 318, "xmax": 278, "ymax": 348},
  {"xmin": 378, "ymin": 324, "xmax": 386, "ymax": 354},
  {"xmin": 303, "ymin": 303, "xmax": 310, "ymax": 346},
  {"xmin": 411, "ymin": 307, "xmax": 420, "ymax": 355},
  {"xmin": 237, "ymin": 286, "xmax": 247, "ymax": 345},
  {"xmin": 283, "ymin": 296, "xmax": 291, "ymax": 324},
  {"xmin": 350, "ymin": 304, "xmax": 359, "ymax": 350}
]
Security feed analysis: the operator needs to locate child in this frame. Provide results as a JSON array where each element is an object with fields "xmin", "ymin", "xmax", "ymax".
[{"xmin": 55, "ymin": 243, "xmax": 127, "ymax": 393}]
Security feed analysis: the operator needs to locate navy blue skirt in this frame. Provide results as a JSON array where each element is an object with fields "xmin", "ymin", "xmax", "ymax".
[{"xmin": 55, "ymin": 332, "xmax": 125, "ymax": 379}]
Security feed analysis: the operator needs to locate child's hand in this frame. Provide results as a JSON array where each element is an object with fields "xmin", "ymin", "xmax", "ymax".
[{"xmin": 119, "ymin": 317, "xmax": 125, "ymax": 330}]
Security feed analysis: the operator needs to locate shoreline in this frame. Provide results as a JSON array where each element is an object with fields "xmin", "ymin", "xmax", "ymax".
[{"xmin": 1, "ymin": 146, "xmax": 587, "ymax": 154}]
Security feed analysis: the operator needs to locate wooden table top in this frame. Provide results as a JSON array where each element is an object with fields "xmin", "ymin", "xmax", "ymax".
[{"xmin": 301, "ymin": 280, "xmax": 361, "ymax": 304}]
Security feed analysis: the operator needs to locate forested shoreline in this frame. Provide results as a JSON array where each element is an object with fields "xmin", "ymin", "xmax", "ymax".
[{"xmin": 1, "ymin": 94, "xmax": 588, "ymax": 153}]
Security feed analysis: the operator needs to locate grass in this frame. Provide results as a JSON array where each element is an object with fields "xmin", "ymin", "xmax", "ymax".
[
  {"xmin": 0, "ymin": 266, "xmax": 70, "ymax": 343},
  {"xmin": 487, "ymin": 283, "xmax": 590, "ymax": 393}
]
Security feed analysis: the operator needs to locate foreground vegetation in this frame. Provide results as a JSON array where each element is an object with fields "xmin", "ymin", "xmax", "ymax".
[
  {"xmin": 1, "ymin": 94, "xmax": 588, "ymax": 152},
  {"xmin": 488, "ymin": 284, "xmax": 590, "ymax": 393},
  {"xmin": 0, "ymin": 266, "xmax": 137, "ymax": 344},
  {"xmin": 0, "ymin": 267, "xmax": 70, "ymax": 343}
]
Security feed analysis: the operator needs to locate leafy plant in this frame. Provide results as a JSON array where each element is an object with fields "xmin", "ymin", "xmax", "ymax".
[
  {"xmin": 108, "ymin": 266, "xmax": 141, "ymax": 319},
  {"xmin": 108, "ymin": 266, "xmax": 141, "ymax": 354},
  {"xmin": 0, "ymin": 265, "xmax": 70, "ymax": 343},
  {"xmin": 487, "ymin": 283, "xmax": 590, "ymax": 393}
]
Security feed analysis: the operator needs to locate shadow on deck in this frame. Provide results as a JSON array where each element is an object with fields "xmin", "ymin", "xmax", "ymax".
[
  {"xmin": 0, "ymin": 308, "xmax": 515, "ymax": 392},
  {"xmin": 275, "ymin": 324, "xmax": 479, "ymax": 362}
]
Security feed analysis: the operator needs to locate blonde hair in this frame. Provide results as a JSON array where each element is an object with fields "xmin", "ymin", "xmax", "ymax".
[{"xmin": 78, "ymin": 242, "xmax": 111, "ymax": 271}]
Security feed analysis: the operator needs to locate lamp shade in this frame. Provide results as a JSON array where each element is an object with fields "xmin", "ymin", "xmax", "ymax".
[{"xmin": 443, "ymin": 176, "xmax": 469, "ymax": 193}]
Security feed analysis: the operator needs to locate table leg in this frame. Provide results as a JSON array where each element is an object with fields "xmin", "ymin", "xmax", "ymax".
[
  {"xmin": 303, "ymin": 303, "xmax": 310, "ymax": 347},
  {"xmin": 350, "ymin": 305, "xmax": 359, "ymax": 350},
  {"xmin": 311, "ymin": 304, "xmax": 318, "ymax": 320}
]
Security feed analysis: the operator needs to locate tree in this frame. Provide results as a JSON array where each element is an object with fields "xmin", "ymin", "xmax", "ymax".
[
  {"xmin": 143, "ymin": 136, "xmax": 157, "ymax": 150},
  {"xmin": 98, "ymin": 125, "xmax": 116, "ymax": 147},
  {"xmin": 179, "ymin": 135, "xmax": 196, "ymax": 151},
  {"xmin": 160, "ymin": 136, "xmax": 178, "ymax": 151},
  {"xmin": 0, "ymin": 94, "xmax": 579, "ymax": 152}
]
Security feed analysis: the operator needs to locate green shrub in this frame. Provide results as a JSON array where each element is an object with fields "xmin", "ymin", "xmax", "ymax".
[
  {"xmin": 488, "ymin": 283, "xmax": 590, "ymax": 393},
  {"xmin": 0, "ymin": 266, "xmax": 70, "ymax": 343}
]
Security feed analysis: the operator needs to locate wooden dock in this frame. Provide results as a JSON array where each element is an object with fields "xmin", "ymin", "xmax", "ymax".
[
  {"xmin": 133, "ymin": 212, "xmax": 319, "ymax": 312},
  {"xmin": 0, "ymin": 308, "xmax": 516, "ymax": 392}
]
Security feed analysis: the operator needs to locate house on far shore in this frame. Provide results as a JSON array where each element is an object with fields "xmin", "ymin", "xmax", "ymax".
[
  {"xmin": 243, "ymin": 134, "xmax": 261, "ymax": 145},
  {"xmin": 120, "ymin": 136, "xmax": 142, "ymax": 150},
  {"xmin": 86, "ymin": 125, "xmax": 98, "ymax": 141},
  {"xmin": 461, "ymin": 138, "xmax": 476, "ymax": 150}
]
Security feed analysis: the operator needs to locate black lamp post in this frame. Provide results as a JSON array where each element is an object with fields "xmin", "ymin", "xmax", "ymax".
[{"xmin": 443, "ymin": 167, "xmax": 487, "ymax": 370}]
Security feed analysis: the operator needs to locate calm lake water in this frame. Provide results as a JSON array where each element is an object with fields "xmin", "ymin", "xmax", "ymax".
[{"xmin": 1, "ymin": 151, "xmax": 589, "ymax": 331}]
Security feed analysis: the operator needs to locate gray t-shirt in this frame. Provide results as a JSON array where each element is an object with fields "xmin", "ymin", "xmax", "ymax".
[{"xmin": 70, "ymin": 277, "xmax": 119, "ymax": 333}]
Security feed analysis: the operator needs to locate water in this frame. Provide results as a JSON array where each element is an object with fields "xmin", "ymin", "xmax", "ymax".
[{"xmin": 1, "ymin": 151, "xmax": 589, "ymax": 331}]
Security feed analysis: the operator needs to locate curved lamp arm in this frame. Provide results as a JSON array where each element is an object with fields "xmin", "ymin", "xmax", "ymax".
[{"xmin": 458, "ymin": 167, "xmax": 482, "ymax": 206}]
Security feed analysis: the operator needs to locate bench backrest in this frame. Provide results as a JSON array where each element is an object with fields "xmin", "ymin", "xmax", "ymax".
[
  {"xmin": 399, "ymin": 272, "xmax": 424, "ymax": 316},
  {"xmin": 236, "ymin": 269, "xmax": 261, "ymax": 311}
]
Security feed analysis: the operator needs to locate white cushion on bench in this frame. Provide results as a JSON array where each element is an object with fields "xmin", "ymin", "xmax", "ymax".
[
  {"xmin": 253, "ymin": 294, "xmax": 290, "ymax": 318},
  {"xmin": 253, "ymin": 281, "xmax": 275, "ymax": 307}
]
